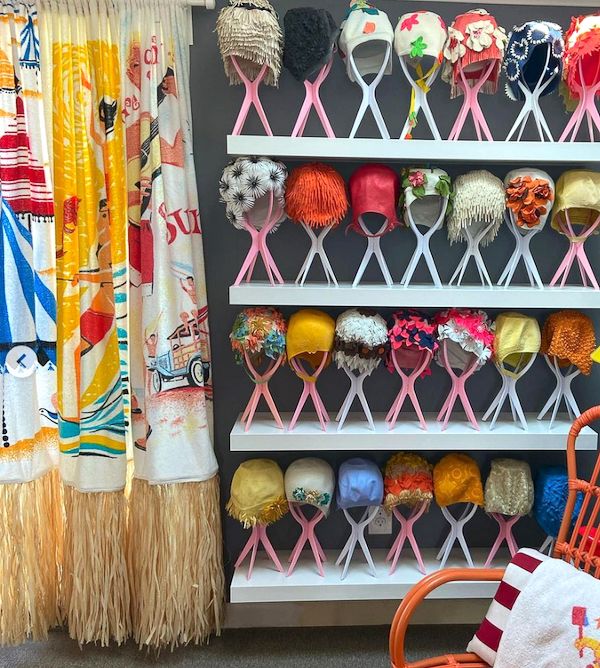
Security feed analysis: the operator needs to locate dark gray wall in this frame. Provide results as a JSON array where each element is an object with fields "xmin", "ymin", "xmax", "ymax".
[{"xmin": 190, "ymin": 1, "xmax": 600, "ymax": 591}]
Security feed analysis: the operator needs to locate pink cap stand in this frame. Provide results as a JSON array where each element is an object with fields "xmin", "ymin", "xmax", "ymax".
[
  {"xmin": 436, "ymin": 340, "xmax": 480, "ymax": 431},
  {"xmin": 498, "ymin": 210, "xmax": 544, "ymax": 289},
  {"xmin": 386, "ymin": 349, "xmax": 432, "ymax": 431},
  {"xmin": 352, "ymin": 217, "xmax": 394, "ymax": 287},
  {"xmin": 436, "ymin": 503, "xmax": 478, "ymax": 569},
  {"xmin": 288, "ymin": 355, "xmax": 330, "ymax": 431},
  {"xmin": 506, "ymin": 46, "xmax": 556, "ymax": 142},
  {"xmin": 230, "ymin": 57, "xmax": 273, "ymax": 136},
  {"xmin": 291, "ymin": 60, "xmax": 336, "ymax": 138},
  {"xmin": 348, "ymin": 45, "xmax": 392, "ymax": 139},
  {"xmin": 336, "ymin": 366, "xmax": 375, "ymax": 432},
  {"xmin": 483, "ymin": 355, "xmax": 536, "ymax": 432},
  {"xmin": 559, "ymin": 60, "xmax": 600, "ymax": 142},
  {"xmin": 386, "ymin": 501, "xmax": 429, "ymax": 575},
  {"xmin": 537, "ymin": 354, "xmax": 581, "ymax": 430},
  {"xmin": 296, "ymin": 223, "xmax": 338, "ymax": 286},
  {"xmin": 235, "ymin": 524, "xmax": 284, "ymax": 580},
  {"xmin": 447, "ymin": 60, "xmax": 496, "ymax": 141},
  {"xmin": 336, "ymin": 506, "xmax": 380, "ymax": 580},
  {"xmin": 287, "ymin": 502, "xmax": 327, "ymax": 577},
  {"xmin": 398, "ymin": 57, "xmax": 442, "ymax": 140},
  {"xmin": 240, "ymin": 350, "xmax": 284, "ymax": 432},
  {"xmin": 549, "ymin": 210, "xmax": 600, "ymax": 290},
  {"xmin": 448, "ymin": 219, "xmax": 496, "ymax": 287},
  {"xmin": 483, "ymin": 513, "xmax": 521, "ymax": 567},
  {"xmin": 234, "ymin": 191, "xmax": 285, "ymax": 286}
]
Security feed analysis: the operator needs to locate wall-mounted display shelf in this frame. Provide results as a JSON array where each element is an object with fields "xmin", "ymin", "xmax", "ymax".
[
  {"xmin": 231, "ymin": 548, "xmax": 505, "ymax": 603},
  {"xmin": 227, "ymin": 136, "xmax": 600, "ymax": 165},
  {"xmin": 229, "ymin": 282, "xmax": 600, "ymax": 309},
  {"xmin": 230, "ymin": 413, "xmax": 597, "ymax": 452}
]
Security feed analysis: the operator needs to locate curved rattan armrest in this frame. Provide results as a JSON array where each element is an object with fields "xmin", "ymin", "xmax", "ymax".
[{"xmin": 389, "ymin": 568, "xmax": 505, "ymax": 668}]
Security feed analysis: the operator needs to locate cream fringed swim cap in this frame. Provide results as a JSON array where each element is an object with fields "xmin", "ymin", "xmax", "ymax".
[{"xmin": 216, "ymin": 0, "xmax": 283, "ymax": 87}]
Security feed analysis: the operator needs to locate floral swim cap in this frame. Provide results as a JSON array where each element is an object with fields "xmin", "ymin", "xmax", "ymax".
[
  {"xmin": 562, "ymin": 14, "xmax": 600, "ymax": 104},
  {"xmin": 285, "ymin": 458, "xmax": 335, "ymax": 515},
  {"xmin": 401, "ymin": 167, "xmax": 452, "ymax": 226},
  {"xmin": 387, "ymin": 309, "xmax": 438, "ymax": 374},
  {"xmin": 220, "ymin": 157, "xmax": 287, "ymax": 230},
  {"xmin": 383, "ymin": 453, "xmax": 433, "ymax": 510},
  {"xmin": 505, "ymin": 168, "xmax": 554, "ymax": 230},
  {"xmin": 442, "ymin": 9, "xmax": 508, "ymax": 98},
  {"xmin": 230, "ymin": 307, "xmax": 287, "ymax": 365},
  {"xmin": 333, "ymin": 309, "xmax": 389, "ymax": 374},
  {"xmin": 434, "ymin": 308, "xmax": 494, "ymax": 371}
]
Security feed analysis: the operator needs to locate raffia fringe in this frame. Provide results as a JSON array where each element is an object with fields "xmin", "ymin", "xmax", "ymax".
[
  {"xmin": 127, "ymin": 476, "xmax": 224, "ymax": 650},
  {"xmin": 62, "ymin": 486, "xmax": 130, "ymax": 646},
  {"xmin": 0, "ymin": 469, "xmax": 63, "ymax": 646}
]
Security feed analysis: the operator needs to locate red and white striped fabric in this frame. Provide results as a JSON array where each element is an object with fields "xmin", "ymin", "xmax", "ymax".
[{"xmin": 467, "ymin": 548, "xmax": 549, "ymax": 665}]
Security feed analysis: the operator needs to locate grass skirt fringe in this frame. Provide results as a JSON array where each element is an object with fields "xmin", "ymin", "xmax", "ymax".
[
  {"xmin": 0, "ymin": 468, "xmax": 63, "ymax": 646},
  {"xmin": 62, "ymin": 486, "xmax": 130, "ymax": 646},
  {"xmin": 127, "ymin": 476, "xmax": 224, "ymax": 650}
]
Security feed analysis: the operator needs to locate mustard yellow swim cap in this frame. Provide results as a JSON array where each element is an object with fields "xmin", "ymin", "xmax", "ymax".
[
  {"xmin": 434, "ymin": 453, "xmax": 484, "ymax": 507},
  {"xmin": 227, "ymin": 459, "xmax": 288, "ymax": 528},
  {"xmin": 286, "ymin": 308, "xmax": 335, "ymax": 368}
]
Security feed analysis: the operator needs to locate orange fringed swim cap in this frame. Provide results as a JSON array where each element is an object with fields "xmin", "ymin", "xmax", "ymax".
[
  {"xmin": 285, "ymin": 163, "xmax": 348, "ymax": 228},
  {"xmin": 541, "ymin": 310, "xmax": 596, "ymax": 376}
]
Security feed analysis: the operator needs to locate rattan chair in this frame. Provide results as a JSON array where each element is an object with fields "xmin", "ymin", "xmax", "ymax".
[{"xmin": 389, "ymin": 404, "xmax": 600, "ymax": 668}]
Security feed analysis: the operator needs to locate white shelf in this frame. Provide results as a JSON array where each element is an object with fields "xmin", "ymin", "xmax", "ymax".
[
  {"xmin": 230, "ymin": 412, "xmax": 597, "ymax": 452},
  {"xmin": 229, "ymin": 282, "xmax": 600, "ymax": 309},
  {"xmin": 227, "ymin": 136, "xmax": 600, "ymax": 165},
  {"xmin": 231, "ymin": 548, "xmax": 504, "ymax": 603}
]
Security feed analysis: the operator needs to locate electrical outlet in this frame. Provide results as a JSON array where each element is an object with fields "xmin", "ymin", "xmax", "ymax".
[{"xmin": 369, "ymin": 507, "xmax": 393, "ymax": 535}]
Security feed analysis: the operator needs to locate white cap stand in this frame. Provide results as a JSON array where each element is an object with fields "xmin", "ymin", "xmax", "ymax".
[
  {"xmin": 539, "ymin": 535, "xmax": 555, "ymax": 556},
  {"xmin": 498, "ymin": 210, "xmax": 544, "ymax": 289},
  {"xmin": 448, "ymin": 219, "xmax": 495, "ymax": 287},
  {"xmin": 483, "ymin": 354, "xmax": 536, "ymax": 431},
  {"xmin": 296, "ymin": 223, "xmax": 338, "ymax": 286},
  {"xmin": 436, "ymin": 503, "xmax": 478, "ymax": 569},
  {"xmin": 336, "ymin": 506, "xmax": 380, "ymax": 580},
  {"xmin": 336, "ymin": 366, "xmax": 375, "ymax": 432},
  {"xmin": 348, "ymin": 44, "xmax": 392, "ymax": 139},
  {"xmin": 505, "ymin": 45, "xmax": 556, "ymax": 142},
  {"xmin": 352, "ymin": 217, "xmax": 394, "ymax": 287},
  {"xmin": 537, "ymin": 355, "xmax": 581, "ymax": 430},
  {"xmin": 401, "ymin": 196, "xmax": 448, "ymax": 288},
  {"xmin": 398, "ymin": 57, "xmax": 441, "ymax": 140}
]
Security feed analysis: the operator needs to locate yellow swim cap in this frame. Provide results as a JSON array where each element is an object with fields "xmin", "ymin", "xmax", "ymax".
[
  {"xmin": 286, "ymin": 308, "xmax": 335, "ymax": 368},
  {"xmin": 434, "ymin": 453, "xmax": 484, "ymax": 508}
]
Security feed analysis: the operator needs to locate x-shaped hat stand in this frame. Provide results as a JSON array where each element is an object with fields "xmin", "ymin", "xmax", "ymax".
[
  {"xmin": 401, "ymin": 198, "xmax": 448, "ymax": 288},
  {"xmin": 386, "ymin": 501, "xmax": 429, "ymax": 575},
  {"xmin": 436, "ymin": 503, "xmax": 478, "ymax": 569},
  {"xmin": 336, "ymin": 365, "xmax": 376, "ymax": 431},
  {"xmin": 353, "ymin": 217, "xmax": 394, "ymax": 287},
  {"xmin": 549, "ymin": 211, "xmax": 600, "ymax": 290},
  {"xmin": 498, "ymin": 210, "xmax": 544, "ymax": 289},
  {"xmin": 483, "ymin": 513, "xmax": 521, "ymax": 567},
  {"xmin": 386, "ymin": 349, "xmax": 432, "ymax": 431},
  {"xmin": 537, "ymin": 354, "xmax": 581, "ymax": 430},
  {"xmin": 229, "ymin": 57, "xmax": 273, "ymax": 136},
  {"xmin": 291, "ymin": 59, "xmax": 336, "ymax": 138},
  {"xmin": 449, "ymin": 219, "xmax": 496, "ymax": 287},
  {"xmin": 559, "ymin": 59, "xmax": 600, "ymax": 142},
  {"xmin": 234, "ymin": 192, "xmax": 284, "ymax": 286},
  {"xmin": 506, "ymin": 45, "xmax": 557, "ymax": 142},
  {"xmin": 539, "ymin": 535, "xmax": 556, "ymax": 556},
  {"xmin": 483, "ymin": 354, "xmax": 537, "ymax": 431},
  {"xmin": 398, "ymin": 57, "xmax": 442, "ymax": 140},
  {"xmin": 287, "ymin": 502, "xmax": 327, "ymax": 577},
  {"xmin": 448, "ymin": 60, "xmax": 496, "ymax": 141},
  {"xmin": 336, "ymin": 506, "xmax": 380, "ymax": 580},
  {"xmin": 296, "ymin": 223, "xmax": 338, "ymax": 286},
  {"xmin": 235, "ymin": 524, "xmax": 284, "ymax": 580},
  {"xmin": 288, "ymin": 355, "xmax": 330, "ymax": 431},
  {"xmin": 348, "ymin": 44, "xmax": 392, "ymax": 139},
  {"xmin": 240, "ymin": 351, "xmax": 285, "ymax": 431},
  {"xmin": 437, "ymin": 340, "xmax": 481, "ymax": 431}
]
